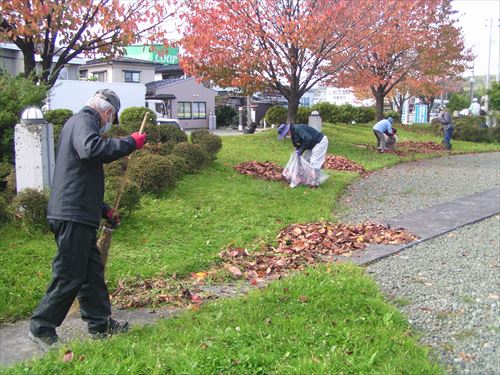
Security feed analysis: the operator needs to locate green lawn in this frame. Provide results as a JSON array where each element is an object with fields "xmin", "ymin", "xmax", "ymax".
[
  {"xmin": 0, "ymin": 123, "xmax": 497, "ymax": 373},
  {"xmin": 4, "ymin": 265, "xmax": 442, "ymax": 375}
]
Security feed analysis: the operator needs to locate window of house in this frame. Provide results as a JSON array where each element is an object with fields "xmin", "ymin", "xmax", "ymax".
[
  {"xmin": 92, "ymin": 71, "xmax": 107, "ymax": 82},
  {"xmin": 80, "ymin": 69, "xmax": 88, "ymax": 79},
  {"xmin": 178, "ymin": 102, "xmax": 192, "ymax": 119},
  {"xmin": 124, "ymin": 70, "xmax": 140, "ymax": 83},
  {"xmin": 192, "ymin": 102, "xmax": 206, "ymax": 119}
]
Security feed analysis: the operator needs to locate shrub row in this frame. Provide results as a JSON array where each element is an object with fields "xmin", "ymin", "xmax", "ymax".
[
  {"xmin": 431, "ymin": 116, "xmax": 499, "ymax": 143},
  {"xmin": 1, "ymin": 106, "xmax": 223, "ymax": 232},
  {"xmin": 264, "ymin": 103, "xmax": 376, "ymax": 125}
]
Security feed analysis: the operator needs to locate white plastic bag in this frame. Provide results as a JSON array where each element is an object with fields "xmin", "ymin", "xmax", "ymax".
[{"xmin": 282, "ymin": 152, "xmax": 329, "ymax": 188}]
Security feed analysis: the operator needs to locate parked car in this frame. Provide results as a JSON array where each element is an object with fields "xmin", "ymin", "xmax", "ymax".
[{"xmin": 156, "ymin": 118, "xmax": 184, "ymax": 132}]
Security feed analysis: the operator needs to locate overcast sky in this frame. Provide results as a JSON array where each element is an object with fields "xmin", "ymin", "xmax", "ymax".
[{"xmin": 452, "ymin": 0, "xmax": 499, "ymax": 78}]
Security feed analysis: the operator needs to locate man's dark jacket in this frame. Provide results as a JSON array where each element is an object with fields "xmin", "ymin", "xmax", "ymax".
[
  {"xmin": 290, "ymin": 124, "xmax": 324, "ymax": 153},
  {"xmin": 47, "ymin": 106, "xmax": 136, "ymax": 228}
]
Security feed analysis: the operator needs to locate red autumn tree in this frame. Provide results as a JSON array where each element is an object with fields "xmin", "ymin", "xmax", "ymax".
[
  {"xmin": 337, "ymin": 0, "xmax": 471, "ymax": 121},
  {"xmin": 0, "ymin": 0, "xmax": 176, "ymax": 87},
  {"xmin": 179, "ymin": 0, "xmax": 380, "ymax": 123}
]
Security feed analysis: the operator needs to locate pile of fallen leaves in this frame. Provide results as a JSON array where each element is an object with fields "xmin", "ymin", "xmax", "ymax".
[
  {"xmin": 220, "ymin": 222, "xmax": 417, "ymax": 284},
  {"xmin": 112, "ymin": 222, "xmax": 417, "ymax": 309},
  {"xmin": 234, "ymin": 161, "xmax": 285, "ymax": 182},
  {"xmin": 368, "ymin": 141, "xmax": 444, "ymax": 156},
  {"xmin": 323, "ymin": 155, "xmax": 367, "ymax": 175},
  {"xmin": 111, "ymin": 275, "xmax": 206, "ymax": 309},
  {"xmin": 398, "ymin": 141, "xmax": 445, "ymax": 154}
]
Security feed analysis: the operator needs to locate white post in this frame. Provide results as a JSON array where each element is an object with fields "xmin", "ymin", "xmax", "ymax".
[
  {"xmin": 14, "ymin": 107, "xmax": 55, "ymax": 192},
  {"xmin": 308, "ymin": 110, "xmax": 322, "ymax": 131}
]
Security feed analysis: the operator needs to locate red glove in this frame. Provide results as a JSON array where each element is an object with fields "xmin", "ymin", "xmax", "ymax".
[
  {"xmin": 392, "ymin": 128, "xmax": 397, "ymax": 134},
  {"xmin": 131, "ymin": 132, "xmax": 147, "ymax": 149},
  {"xmin": 104, "ymin": 207, "xmax": 120, "ymax": 228}
]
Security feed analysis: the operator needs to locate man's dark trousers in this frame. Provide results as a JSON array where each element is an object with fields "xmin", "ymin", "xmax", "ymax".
[{"xmin": 30, "ymin": 220, "xmax": 111, "ymax": 337}]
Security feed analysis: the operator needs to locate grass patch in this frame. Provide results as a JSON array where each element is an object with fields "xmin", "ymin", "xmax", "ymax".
[
  {"xmin": 4, "ymin": 265, "xmax": 443, "ymax": 374},
  {"xmin": 0, "ymin": 124, "xmax": 498, "ymax": 324}
]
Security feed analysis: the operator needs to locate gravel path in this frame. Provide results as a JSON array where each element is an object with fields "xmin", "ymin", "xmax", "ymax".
[
  {"xmin": 340, "ymin": 152, "xmax": 500, "ymax": 224},
  {"xmin": 339, "ymin": 152, "xmax": 500, "ymax": 374}
]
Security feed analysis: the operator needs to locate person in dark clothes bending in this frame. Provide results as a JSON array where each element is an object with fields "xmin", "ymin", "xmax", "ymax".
[
  {"xmin": 29, "ymin": 89, "xmax": 147, "ymax": 350},
  {"xmin": 277, "ymin": 123, "xmax": 329, "ymax": 184}
]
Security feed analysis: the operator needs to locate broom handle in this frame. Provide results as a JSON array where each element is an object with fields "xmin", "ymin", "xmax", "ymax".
[{"xmin": 112, "ymin": 112, "xmax": 149, "ymax": 211}]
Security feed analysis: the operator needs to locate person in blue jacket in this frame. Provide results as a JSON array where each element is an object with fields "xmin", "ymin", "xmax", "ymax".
[
  {"xmin": 28, "ymin": 89, "xmax": 147, "ymax": 351},
  {"xmin": 372, "ymin": 117, "xmax": 395, "ymax": 152},
  {"xmin": 277, "ymin": 123, "xmax": 329, "ymax": 170}
]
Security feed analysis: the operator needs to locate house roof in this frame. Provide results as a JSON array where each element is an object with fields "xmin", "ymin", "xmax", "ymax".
[
  {"xmin": 83, "ymin": 56, "xmax": 161, "ymax": 67},
  {"xmin": 155, "ymin": 64, "xmax": 184, "ymax": 73},
  {"xmin": 145, "ymin": 78, "xmax": 189, "ymax": 90}
]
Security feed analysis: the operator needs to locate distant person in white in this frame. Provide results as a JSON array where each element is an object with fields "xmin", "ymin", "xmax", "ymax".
[{"xmin": 468, "ymin": 97, "xmax": 480, "ymax": 116}]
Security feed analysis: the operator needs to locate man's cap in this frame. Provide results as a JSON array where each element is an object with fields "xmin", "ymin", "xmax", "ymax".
[
  {"xmin": 472, "ymin": 97, "xmax": 478, "ymax": 102},
  {"xmin": 94, "ymin": 89, "xmax": 121, "ymax": 124},
  {"xmin": 387, "ymin": 116, "xmax": 394, "ymax": 123},
  {"xmin": 277, "ymin": 123, "xmax": 290, "ymax": 140}
]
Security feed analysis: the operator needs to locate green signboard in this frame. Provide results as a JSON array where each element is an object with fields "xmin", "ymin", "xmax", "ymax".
[{"xmin": 125, "ymin": 45, "xmax": 179, "ymax": 65}]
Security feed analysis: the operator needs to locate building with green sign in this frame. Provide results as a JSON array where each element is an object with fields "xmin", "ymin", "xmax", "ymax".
[{"xmin": 125, "ymin": 45, "xmax": 179, "ymax": 65}]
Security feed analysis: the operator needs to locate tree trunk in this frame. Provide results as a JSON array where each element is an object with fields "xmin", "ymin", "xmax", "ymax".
[
  {"xmin": 286, "ymin": 96, "xmax": 299, "ymax": 123},
  {"xmin": 246, "ymin": 95, "xmax": 252, "ymax": 127},
  {"xmin": 19, "ymin": 43, "xmax": 37, "ymax": 79},
  {"xmin": 375, "ymin": 93, "xmax": 385, "ymax": 121}
]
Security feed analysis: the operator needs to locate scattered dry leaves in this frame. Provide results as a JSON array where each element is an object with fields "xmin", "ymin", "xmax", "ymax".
[
  {"xmin": 323, "ymin": 155, "xmax": 367, "ymax": 175},
  {"xmin": 234, "ymin": 161, "xmax": 286, "ymax": 182},
  {"xmin": 368, "ymin": 141, "xmax": 445, "ymax": 156}
]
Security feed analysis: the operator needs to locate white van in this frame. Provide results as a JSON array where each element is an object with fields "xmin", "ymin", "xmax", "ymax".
[{"xmin": 145, "ymin": 99, "xmax": 167, "ymax": 119}]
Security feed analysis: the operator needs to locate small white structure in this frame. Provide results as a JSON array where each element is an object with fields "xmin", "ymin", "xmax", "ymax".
[
  {"xmin": 308, "ymin": 110, "xmax": 322, "ymax": 131},
  {"xmin": 208, "ymin": 110, "xmax": 217, "ymax": 130},
  {"xmin": 14, "ymin": 107, "xmax": 55, "ymax": 192}
]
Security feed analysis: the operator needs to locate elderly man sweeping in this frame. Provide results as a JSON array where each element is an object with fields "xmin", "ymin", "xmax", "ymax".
[{"xmin": 29, "ymin": 89, "xmax": 147, "ymax": 351}]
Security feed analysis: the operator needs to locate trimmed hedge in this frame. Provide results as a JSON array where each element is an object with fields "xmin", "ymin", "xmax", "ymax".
[
  {"xmin": 431, "ymin": 116, "xmax": 498, "ymax": 143},
  {"xmin": 190, "ymin": 129, "xmax": 222, "ymax": 160},
  {"xmin": 128, "ymin": 152, "xmax": 175, "ymax": 195},
  {"xmin": 145, "ymin": 123, "xmax": 188, "ymax": 145},
  {"xmin": 264, "ymin": 106, "xmax": 287, "ymax": 125},
  {"xmin": 11, "ymin": 188, "xmax": 49, "ymax": 231},
  {"xmin": 119, "ymin": 107, "xmax": 157, "ymax": 134},
  {"xmin": 104, "ymin": 178, "xmax": 141, "ymax": 218},
  {"xmin": 172, "ymin": 142, "xmax": 208, "ymax": 173},
  {"xmin": 45, "ymin": 109, "xmax": 73, "ymax": 146}
]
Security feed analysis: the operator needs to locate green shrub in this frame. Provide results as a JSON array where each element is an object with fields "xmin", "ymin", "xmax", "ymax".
[
  {"xmin": 353, "ymin": 107, "xmax": 376, "ymax": 123},
  {"xmin": 488, "ymin": 126, "xmax": 500, "ymax": 143},
  {"xmin": 119, "ymin": 107, "xmax": 156, "ymax": 133},
  {"xmin": 45, "ymin": 109, "xmax": 73, "ymax": 146},
  {"xmin": 172, "ymin": 142, "xmax": 208, "ymax": 173},
  {"xmin": 0, "ymin": 74, "xmax": 48, "ymax": 162},
  {"xmin": 167, "ymin": 154, "xmax": 189, "ymax": 179},
  {"xmin": 0, "ymin": 162, "xmax": 13, "ymax": 180},
  {"xmin": 0, "ymin": 193, "xmax": 10, "ymax": 222},
  {"xmin": 104, "ymin": 158, "xmax": 129, "ymax": 178},
  {"xmin": 264, "ymin": 106, "xmax": 287, "ymax": 125},
  {"xmin": 432, "ymin": 116, "xmax": 495, "ymax": 143},
  {"xmin": 143, "ymin": 143, "xmax": 172, "ymax": 156},
  {"xmin": 142, "ymin": 123, "xmax": 188, "ymax": 145},
  {"xmin": 11, "ymin": 188, "xmax": 49, "ymax": 231},
  {"xmin": 311, "ymin": 102, "xmax": 336, "ymax": 123},
  {"xmin": 297, "ymin": 107, "xmax": 312, "ymax": 123},
  {"xmin": 128, "ymin": 152, "xmax": 175, "ymax": 195},
  {"xmin": 459, "ymin": 125, "xmax": 490, "ymax": 143},
  {"xmin": 216, "ymin": 105, "xmax": 237, "ymax": 127},
  {"xmin": 448, "ymin": 92, "xmax": 470, "ymax": 112},
  {"xmin": 191, "ymin": 132, "xmax": 222, "ymax": 159},
  {"xmin": 190, "ymin": 129, "xmax": 211, "ymax": 144},
  {"xmin": 107, "ymin": 125, "xmax": 130, "ymax": 138},
  {"xmin": 4, "ymin": 168, "xmax": 16, "ymax": 199},
  {"xmin": 383, "ymin": 111, "xmax": 401, "ymax": 123},
  {"xmin": 104, "ymin": 178, "xmax": 141, "ymax": 218}
]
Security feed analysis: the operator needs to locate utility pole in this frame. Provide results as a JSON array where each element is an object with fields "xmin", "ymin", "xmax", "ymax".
[{"xmin": 485, "ymin": 17, "xmax": 492, "ymax": 126}]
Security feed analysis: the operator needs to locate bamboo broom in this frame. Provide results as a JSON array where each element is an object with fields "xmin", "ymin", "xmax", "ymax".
[{"xmin": 69, "ymin": 112, "xmax": 149, "ymax": 315}]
